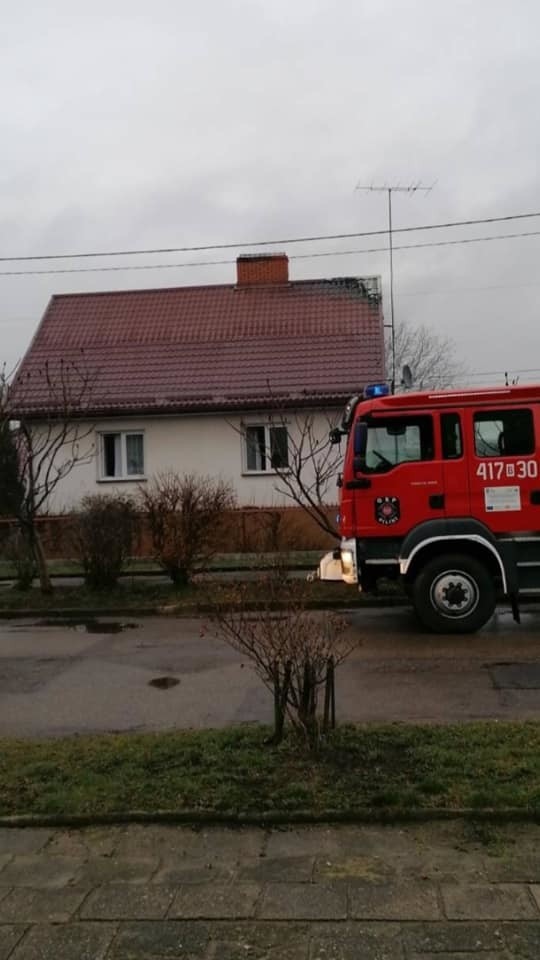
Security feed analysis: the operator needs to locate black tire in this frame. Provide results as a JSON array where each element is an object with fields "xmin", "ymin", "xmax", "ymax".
[{"xmin": 412, "ymin": 552, "xmax": 496, "ymax": 634}]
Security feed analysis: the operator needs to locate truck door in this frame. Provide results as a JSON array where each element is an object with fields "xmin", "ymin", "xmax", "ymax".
[
  {"xmin": 466, "ymin": 405, "xmax": 539, "ymax": 533},
  {"xmin": 350, "ymin": 412, "xmax": 444, "ymax": 538},
  {"xmin": 440, "ymin": 411, "xmax": 470, "ymax": 518}
]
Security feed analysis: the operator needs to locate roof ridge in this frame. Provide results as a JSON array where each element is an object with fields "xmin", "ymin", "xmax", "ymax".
[{"xmin": 50, "ymin": 275, "xmax": 381, "ymax": 301}]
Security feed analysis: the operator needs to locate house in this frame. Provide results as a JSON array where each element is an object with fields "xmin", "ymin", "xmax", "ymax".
[{"xmin": 10, "ymin": 253, "xmax": 385, "ymax": 512}]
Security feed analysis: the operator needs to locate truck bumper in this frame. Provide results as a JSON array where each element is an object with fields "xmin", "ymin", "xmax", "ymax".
[{"xmin": 318, "ymin": 538, "xmax": 358, "ymax": 585}]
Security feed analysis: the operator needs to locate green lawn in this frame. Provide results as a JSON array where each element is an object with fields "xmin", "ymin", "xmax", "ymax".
[
  {"xmin": 1, "ymin": 723, "xmax": 540, "ymax": 819},
  {"xmin": 0, "ymin": 576, "xmax": 365, "ymax": 613}
]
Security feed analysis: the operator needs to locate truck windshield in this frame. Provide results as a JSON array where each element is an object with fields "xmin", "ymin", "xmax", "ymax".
[{"xmin": 361, "ymin": 415, "xmax": 434, "ymax": 473}]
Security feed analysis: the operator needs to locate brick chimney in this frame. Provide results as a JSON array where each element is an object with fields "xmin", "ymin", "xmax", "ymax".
[{"xmin": 236, "ymin": 253, "xmax": 289, "ymax": 286}]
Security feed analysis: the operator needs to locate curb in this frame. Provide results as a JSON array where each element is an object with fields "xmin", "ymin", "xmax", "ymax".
[
  {"xmin": 0, "ymin": 807, "xmax": 539, "ymax": 830},
  {"xmin": 0, "ymin": 598, "xmax": 408, "ymax": 620}
]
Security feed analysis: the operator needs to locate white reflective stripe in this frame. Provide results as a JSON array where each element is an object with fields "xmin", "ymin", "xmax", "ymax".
[
  {"xmin": 365, "ymin": 558, "xmax": 399, "ymax": 565},
  {"xmin": 399, "ymin": 535, "xmax": 508, "ymax": 593},
  {"xmin": 499, "ymin": 536, "xmax": 540, "ymax": 542}
]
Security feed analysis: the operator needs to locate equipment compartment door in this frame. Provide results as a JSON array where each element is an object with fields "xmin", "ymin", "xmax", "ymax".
[{"xmin": 466, "ymin": 405, "xmax": 539, "ymax": 533}]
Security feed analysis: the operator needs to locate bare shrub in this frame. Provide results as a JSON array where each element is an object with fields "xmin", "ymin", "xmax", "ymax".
[
  {"xmin": 139, "ymin": 472, "xmax": 236, "ymax": 586},
  {"xmin": 72, "ymin": 494, "xmax": 137, "ymax": 590},
  {"xmin": 210, "ymin": 573, "xmax": 355, "ymax": 749}
]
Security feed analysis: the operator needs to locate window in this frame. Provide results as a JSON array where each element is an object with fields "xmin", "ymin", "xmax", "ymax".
[
  {"xmin": 441, "ymin": 413, "xmax": 463, "ymax": 459},
  {"xmin": 99, "ymin": 431, "xmax": 145, "ymax": 479},
  {"xmin": 474, "ymin": 409, "xmax": 534, "ymax": 458},
  {"xmin": 244, "ymin": 424, "xmax": 289, "ymax": 472},
  {"xmin": 363, "ymin": 416, "xmax": 434, "ymax": 473}
]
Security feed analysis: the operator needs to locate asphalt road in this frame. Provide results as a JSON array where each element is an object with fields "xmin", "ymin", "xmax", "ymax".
[{"xmin": 1, "ymin": 605, "xmax": 540, "ymax": 737}]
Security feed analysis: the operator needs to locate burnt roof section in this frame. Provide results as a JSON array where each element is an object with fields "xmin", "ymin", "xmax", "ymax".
[{"xmin": 10, "ymin": 275, "xmax": 384, "ymax": 418}]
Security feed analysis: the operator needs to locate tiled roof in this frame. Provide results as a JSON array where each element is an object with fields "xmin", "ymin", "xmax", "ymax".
[{"xmin": 11, "ymin": 277, "xmax": 385, "ymax": 417}]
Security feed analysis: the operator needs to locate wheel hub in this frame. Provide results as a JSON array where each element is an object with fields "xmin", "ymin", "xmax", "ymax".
[{"xmin": 431, "ymin": 570, "xmax": 479, "ymax": 619}]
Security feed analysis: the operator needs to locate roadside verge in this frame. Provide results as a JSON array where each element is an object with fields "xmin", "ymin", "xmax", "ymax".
[{"xmin": 1, "ymin": 723, "xmax": 539, "ymax": 825}]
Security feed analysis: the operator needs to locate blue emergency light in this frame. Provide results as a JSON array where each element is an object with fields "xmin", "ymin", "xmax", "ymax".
[{"xmin": 363, "ymin": 383, "xmax": 390, "ymax": 399}]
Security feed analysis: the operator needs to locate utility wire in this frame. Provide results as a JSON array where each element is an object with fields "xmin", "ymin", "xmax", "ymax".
[
  {"xmin": 2, "ymin": 210, "xmax": 540, "ymax": 263},
  {"xmin": 423, "ymin": 368, "xmax": 540, "ymax": 382},
  {"xmin": 2, "ymin": 227, "xmax": 540, "ymax": 277}
]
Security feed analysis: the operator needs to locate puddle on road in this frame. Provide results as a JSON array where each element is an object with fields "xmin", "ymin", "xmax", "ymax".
[
  {"xmin": 149, "ymin": 676, "xmax": 180, "ymax": 689},
  {"xmin": 33, "ymin": 619, "xmax": 138, "ymax": 634},
  {"xmin": 488, "ymin": 661, "xmax": 540, "ymax": 689}
]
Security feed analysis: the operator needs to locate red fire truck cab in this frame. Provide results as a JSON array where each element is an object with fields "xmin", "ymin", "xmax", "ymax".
[{"xmin": 320, "ymin": 382, "xmax": 540, "ymax": 633}]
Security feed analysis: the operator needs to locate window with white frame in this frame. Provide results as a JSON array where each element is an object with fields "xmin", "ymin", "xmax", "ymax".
[
  {"xmin": 244, "ymin": 424, "xmax": 289, "ymax": 473},
  {"xmin": 99, "ymin": 431, "xmax": 145, "ymax": 479}
]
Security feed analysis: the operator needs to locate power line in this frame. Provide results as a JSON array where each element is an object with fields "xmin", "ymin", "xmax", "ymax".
[
  {"xmin": 398, "ymin": 277, "xmax": 540, "ymax": 297},
  {"xmin": 2, "ymin": 227, "xmax": 540, "ymax": 277},
  {"xmin": 293, "ymin": 229, "xmax": 540, "ymax": 260},
  {"xmin": 2, "ymin": 210, "xmax": 540, "ymax": 263},
  {"xmin": 0, "ymin": 257, "xmax": 233, "ymax": 277},
  {"xmin": 428, "ymin": 368, "xmax": 540, "ymax": 381}
]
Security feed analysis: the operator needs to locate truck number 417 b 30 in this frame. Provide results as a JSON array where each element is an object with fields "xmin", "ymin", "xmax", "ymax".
[{"xmin": 476, "ymin": 460, "xmax": 538, "ymax": 480}]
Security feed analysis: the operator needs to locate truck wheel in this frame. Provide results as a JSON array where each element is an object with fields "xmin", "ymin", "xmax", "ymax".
[{"xmin": 412, "ymin": 553, "xmax": 496, "ymax": 634}]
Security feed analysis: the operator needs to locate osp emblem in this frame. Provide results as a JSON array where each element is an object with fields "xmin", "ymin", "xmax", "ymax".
[{"xmin": 375, "ymin": 496, "xmax": 400, "ymax": 525}]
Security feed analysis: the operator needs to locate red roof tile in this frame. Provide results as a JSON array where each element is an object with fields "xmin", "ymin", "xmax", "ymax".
[{"xmin": 11, "ymin": 277, "xmax": 384, "ymax": 417}]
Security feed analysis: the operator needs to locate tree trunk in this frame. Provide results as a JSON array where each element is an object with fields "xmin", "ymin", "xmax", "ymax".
[
  {"xmin": 170, "ymin": 565, "xmax": 190, "ymax": 587},
  {"xmin": 32, "ymin": 527, "xmax": 53, "ymax": 595}
]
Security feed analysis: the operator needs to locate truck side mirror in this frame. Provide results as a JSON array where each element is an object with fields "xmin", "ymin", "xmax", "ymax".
[
  {"xmin": 329, "ymin": 428, "xmax": 342, "ymax": 445},
  {"xmin": 352, "ymin": 421, "xmax": 367, "ymax": 474},
  {"xmin": 353, "ymin": 421, "xmax": 367, "ymax": 455}
]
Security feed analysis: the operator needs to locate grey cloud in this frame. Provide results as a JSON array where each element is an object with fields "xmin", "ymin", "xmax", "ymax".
[{"xmin": 1, "ymin": 0, "xmax": 539, "ymax": 382}]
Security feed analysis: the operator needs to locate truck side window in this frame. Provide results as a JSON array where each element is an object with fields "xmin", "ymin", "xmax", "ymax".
[
  {"xmin": 474, "ymin": 408, "xmax": 534, "ymax": 457},
  {"xmin": 363, "ymin": 416, "xmax": 434, "ymax": 473},
  {"xmin": 441, "ymin": 413, "xmax": 462, "ymax": 459}
]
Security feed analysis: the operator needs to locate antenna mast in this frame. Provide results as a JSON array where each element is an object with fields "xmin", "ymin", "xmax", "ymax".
[{"xmin": 356, "ymin": 181, "xmax": 434, "ymax": 392}]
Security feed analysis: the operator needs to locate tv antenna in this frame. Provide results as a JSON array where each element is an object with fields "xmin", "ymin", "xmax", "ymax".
[{"xmin": 356, "ymin": 181, "xmax": 435, "ymax": 392}]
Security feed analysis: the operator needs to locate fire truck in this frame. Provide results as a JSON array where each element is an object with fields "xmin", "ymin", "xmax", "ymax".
[{"xmin": 319, "ymin": 382, "xmax": 540, "ymax": 633}]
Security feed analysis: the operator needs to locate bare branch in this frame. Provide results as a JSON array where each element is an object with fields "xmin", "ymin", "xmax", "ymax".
[
  {"xmin": 210, "ymin": 572, "xmax": 356, "ymax": 746},
  {"xmin": 0, "ymin": 360, "xmax": 98, "ymax": 593},
  {"xmin": 389, "ymin": 319, "xmax": 466, "ymax": 389}
]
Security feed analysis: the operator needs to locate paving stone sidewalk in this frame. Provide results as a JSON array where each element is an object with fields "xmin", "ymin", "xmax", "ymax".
[{"xmin": 1, "ymin": 819, "xmax": 540, "ymax": 958}]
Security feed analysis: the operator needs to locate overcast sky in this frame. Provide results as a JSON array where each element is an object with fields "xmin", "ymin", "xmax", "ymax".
[{"xmin": 2, "ymin": 0, "xmax": 539, "ymax": 386}]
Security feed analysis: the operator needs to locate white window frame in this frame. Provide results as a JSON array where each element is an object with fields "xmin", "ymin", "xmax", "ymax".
[
  {"xmin": 242, "ymin": 421, "xmax": 290, "ymax": 475},
  {"xmin": 97, "ymin": 430, "xmax": 146, "ymax": 481}
]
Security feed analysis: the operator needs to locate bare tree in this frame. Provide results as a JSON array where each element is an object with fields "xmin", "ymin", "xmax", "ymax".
[
  {"xmin": 234, "ymin": 408, "xmax": 342, "ymax": 541},
  {"xmin": 389, "ymin": 319, "xmax": 466, "ymax": 389},
  {"xmin": 0, "ymin": 360, "xmax": 96, "ymax": 594},
  {"xmin": 0, "ymin": 419, "xmax": 24, "ymax": 518},
  {"xmin": 230, "ymin": 324, "xmax": 464, "ymax": 548},
  {"xmin": 272, "ymin": 410, "xmax": 342, "ymax": 539}
]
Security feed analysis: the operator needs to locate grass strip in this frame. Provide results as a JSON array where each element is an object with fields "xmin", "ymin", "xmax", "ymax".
[
  {"xmin": 0, "ymin": 577, "xmax": 388, "ymax": 614},
  {"xmin": 1, "ymin": 723, "xmax": 540, "ymax": 819},
  {"xmin": 0, "ymin": 551, "xmax": 323, "ymax": 581}
]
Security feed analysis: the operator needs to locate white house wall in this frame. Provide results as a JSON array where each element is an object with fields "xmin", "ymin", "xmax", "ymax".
[{"xmin": 37, "ymin": 409, "xmax": 342, "ymax": 512}]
